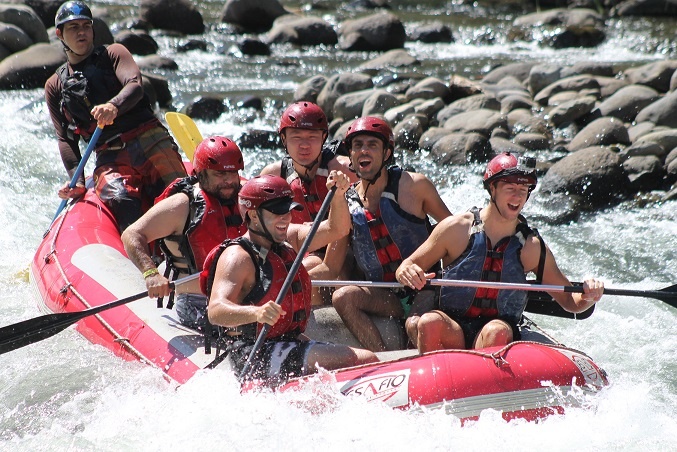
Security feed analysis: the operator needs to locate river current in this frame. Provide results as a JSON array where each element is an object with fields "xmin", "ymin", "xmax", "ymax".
[{"xmin": 0, "ymin": 1, "xmax": 676, "ymax": 450}]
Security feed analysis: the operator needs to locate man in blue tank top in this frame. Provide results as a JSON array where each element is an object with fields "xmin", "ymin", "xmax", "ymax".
[
  {"xmin": 395, "ymin": 152, "xmax": 605, "ymax": 353},
  {"xmin": 316, "ymin": 117, "xmax": 452, "ymax": 352}
]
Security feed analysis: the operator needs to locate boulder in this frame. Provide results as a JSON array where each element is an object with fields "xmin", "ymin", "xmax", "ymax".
[
  {"xmin": 266, "ymin": 15, "xmax": 337, "ymax": 46},
  {"xmin": 140, "ymin": 0, "xmax": 204, "ymax": 35},
  {"xmin": 431, "ymin": 132, "xmax": 492, "ymax": 164},
  {"xmin": 220, "ymin": 0, "xmax": 288, "ymax": 32},
  {"xmin": 338, "ymin": 12, "xmax": 406, "ymax": 51},
  {"xmin": 595, "ymin": 84, "xmax": 659, "ymax": 122},
  {"xmin": 0, "ymin": 4, "xmax": 48, "ymax": 45},
  {"xmin": 0, "ymin": 42, "xmax": 64, "ymax": 89},
  {"xmin": 635, "ymin": 91, "xmax": 677, "ymax": 128},
  {"xmin": 568, "ymin": 116, "xmax": 630, "ymax": 151},
  {"xmin": 293, "ymin": 75, "xmax": 327, "ymax": 103},
  {"xmin": 316, "ymin": 72, "xmax": 374, "ymax": 120}
]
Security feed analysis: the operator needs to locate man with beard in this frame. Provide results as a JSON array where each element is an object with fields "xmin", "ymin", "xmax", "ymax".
[
  {"xmin": 318, "ymin": 117, "xmax": 452, "ymax": 352},
  {"xmin": 45, "ymin": 1, "xmax": 186, "ymax": 232},
  {"xmin": 122, "ymin": 136, "xmax": 247, "ymax": 330},
  {"xmin": 395, "ymin": 152, "xmax": 605, "ymax": 352}
]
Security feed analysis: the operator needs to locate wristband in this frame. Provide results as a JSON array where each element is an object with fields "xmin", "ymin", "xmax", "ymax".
[{"xmin": 143, "ymin": 268, "xmax": 159, "ymax": 279}]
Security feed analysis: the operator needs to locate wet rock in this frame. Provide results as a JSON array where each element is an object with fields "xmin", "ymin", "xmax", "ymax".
[
  {"xmin": 595, "ymin": 84, "xmax": 660, "ymax": 122},
  {"xmin": 483, "ymin": 62, "xmax": 536, "ymax": 85},
  {"xmin": 540, "ymin": 146, "xmax": 630, "ymax": 208},
  {"xmin": 393, "ymin": 114, "xmax": 425, "ymax": 151},
  {"xmin": 361, "ymin": 90, "xmax": 401, "ymax": 116},
  {"xmin": 0, "ymin": 42, "xmax": 63, "ymax": 89},
  {"xmin": 625, "ymin": 60, "xmax": 677, "ymax": 93},
  {"xmin": 612, "ymin": 0, "xmax": 677, "ymax": 17},
  {"xmin": 513, "ymin": 133, "xmax": 550, "ymax": 150},
  {"xmin": 594, "ymin": 76, "xmax": 630, "ymax": 99},
  {"xmin": 316, "ymin": 72, "xmax": 374, "ymax": 120},
  {"xmin": 436, "ymin": 94, "xmax": 500, "ymax": 124},
  {"xmin": 546, "ymin": 95, "xmax": 597, "ymax": 127},
  {"xmin": 220, "ymin": 0, "xmax": 288, "ymax": 33},
  {"xmin": 490, "ymin": 137, "xmax": 527, "ymax": 154},
  {"xmin": 534, "ymin": 75, "xmax": 600, "ymax": 105},
  {"xmin": 0, "ymin": 22, "xmax": 33, "ymax": 54},
  {"xmin": 561, "ymin": 62, "xmax": 615, "ymax": 78},
  {"xmin": 115, "ymin": 30, "xmax": 158, "ymax": 56},
  {"xmin": 136, "ymin": 54, "xmax": 178, "ymax": 70},
  {"xmin": 384, "ymin": 102, "xmax": 416, "ymax": 125},
  {"xmin": 333, "ymin": 88, "xmax": 376, "ymax": 120},
  {"xmin": 358, "ymin": 48, "xmax": 419, "ymax": 72},
  {"xmin": 235, "ymin": 38, "xmax": 270, "ymax": 56},
  {"xmin": 238, "ymin": 129, "xmax": 280, "ymax": 150},
  {"xmin": 619, "ymin": 140, "xmax": 666, "ymax": 160},
  {"xmin": 177, "ymin": 39, "xmax": 208, "ymax": 53},
  {"xmin": 510, "ymin": 8, "xmax": 606, "ymax": 49},
  {"xmin": 233, "ymin": 95, "xmax": 263, "ymax": 110},
  {"xmin": 405, "ymin": 76, "xmax": 451, "ymax": 103},
  {"xmin": 635, "ymin": 130, "xmax": 677, "ymax": 156},
  {"xmin": 448, "ymin": 75, "xmax": 483, "ymax": 102},
  {"xmin": 568, "ymin": 116, "xmax": 630, "ymax": 151},
  {"xmin": 501, "ymin": 94, "xmax": 536, "ymax": 114},
  {"xmin": 140, "ymin": 0, "xmax": 204, "ymax": 35},
  {"xmin": 528, "ymin": 64, "xmax": 562, "ymax": 96},
  {"xmin": 407, "ymin": 22, "xmax": 454, "ymax": 43},
  {"xmin": 266, "ymin": 15, "xmax": 337, "ymax": 46},
  {"xmin": 635, "ymin": 91, "xmax": 677, "ymax": 127},
  {"xmin": 623, "ymin": 155, "xmax": 665, "ymax": 192},
  {"xmin": 413, "ymin": 97, "xmax": 445, "ymax": 122},
  {"xmin": 185, "ymin": 96, "xmax": 226, "ymax": 122},
  {"xmin": 293, "ymin": 75, "xmax": 327, "ymax": 103},
  {"xmin": 431, "ymin": 132, "xmax": 492, "ymax": 164},
  {"xmin": 507, "ymin": 108, "xmax": 550, "ymax": 135},
  {"xmin": 627, "ymin": 121, "xmax": 657, "ymax": 142},
  {"xmin": 338, "ymin": 12, "xmax": 406, "ymax": 51},
  {"xmin": 0, "ymin": 4, "xmax": 47, "ymax": 47},
  {"xmin": 443, "ymin": 109, "xmax": 509, "ymax": 137},
  {"xmin": 418, "ymin": 127, "xmax": 453, "ymax": 152}
]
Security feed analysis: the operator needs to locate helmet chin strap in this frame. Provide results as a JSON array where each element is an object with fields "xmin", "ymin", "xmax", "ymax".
[
  {"xmin": 354, "ymin": 148, "xmax": 390, "ymax": 201},
  {"xmin": 247, "ymin": 209, "xmax": 280, "ymax": 245}
]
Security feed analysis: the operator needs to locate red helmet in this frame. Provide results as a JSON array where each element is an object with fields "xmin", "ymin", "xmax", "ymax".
[
  {"xmin": 483, "ymin": 152, "xmax": 537, "ymax": 192},
  {"xmin": 193, "ymin": 136, "xmax": 244, "ymax": 173},
  {"xmin": 344, "ymin": 116, "xmax": 395, "ymax": 151},
  {"xmin": 278, "ymin": 102, "xmax": 328, "ymax": 135},
  {"xmin": 238, "ymin": 175, "xmax": 303, "ymax": 218}
]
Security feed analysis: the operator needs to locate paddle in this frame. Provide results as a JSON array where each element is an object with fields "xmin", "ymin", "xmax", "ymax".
[
  {"xmin": 51, "ymin": 124, "xmax": 104, "ymax": 224},
  {"xmin": 165, "ymin": 112, "xmax": 202, "ymax": 161},
  {"xmin": 0, "ymin": 274, "xmax": 199, "ymax": 355},
  {"xmin": 312, "ymin": 280, "xmax": 677, "ymax": 316},
  {"xmin": 239, "ymin": 186, "xmax": 338, "ymax": 381}
]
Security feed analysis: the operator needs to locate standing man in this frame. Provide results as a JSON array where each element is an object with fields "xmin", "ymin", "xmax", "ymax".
[
  {"xmin": 260, "ymin": 101, "xmax": 357, "ymax": 304},
  {"xmin": 201, "ymin": 174, "xmax": 377, "ymax": 384},
  {"xmin": 45, "ymin": 1, "xmax": 187, "ymax": 232},
  {"xmin": 327, "ymin": 116, "xmax": 452, "ymax": 352},
  {"xmin": 395, "ymin": 152, "xmax": 605, "ymax": 353},
  {"xmin": 121, "ymin": 136, "xmax": 246, "ymax": 330}
]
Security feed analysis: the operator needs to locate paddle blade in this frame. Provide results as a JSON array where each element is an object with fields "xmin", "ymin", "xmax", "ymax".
[
  {"xmin": 0, "ymin": 311, "xmax": 82, "ymax": 354},
  {"xmin": 525, "ymin": 291, "xmax": 595, "ymax": 319},
  {"xmin": 165, "ymin": 112, "xmax": 203, "ymax": 161}
]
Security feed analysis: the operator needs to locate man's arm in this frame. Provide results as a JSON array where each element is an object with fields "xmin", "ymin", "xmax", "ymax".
[
  {"xmin": 308, "ymin": 235, "xmax": 350, "ymax": 280},
  {"xmin": 522, "ymin": 236, "xmax": 604, "ymax": 313},
  {"xmin": 414, "ymin": 173, "xmax": 453, "ymax": 223},
  {"xmin": 287, "ymin": 170, "xmax": 351, "ymax": 252},
  {"xmin": 45, "ymin": 74, "xmax": 82, "ymax": 179},
  {"xmin": 121, "ymin": 193, "xmax": 191, "ymax": 296},
  {"xmin": 396, "ymin": 214, "xmax": 472, "ymax": 290},
  {"xmin": 208, "ymin": 246, "xmax": 284, "ymax": 328}
]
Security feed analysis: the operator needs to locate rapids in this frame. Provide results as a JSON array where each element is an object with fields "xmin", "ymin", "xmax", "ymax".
[{"xmin": 0, "ymin": 1, "xmax": 675, "ymax": 449}]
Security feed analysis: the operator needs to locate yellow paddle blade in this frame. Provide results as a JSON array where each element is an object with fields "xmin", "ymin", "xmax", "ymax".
[{"xmin": 165, "ymin": 112, "xmax": 203, "ymax": 161}]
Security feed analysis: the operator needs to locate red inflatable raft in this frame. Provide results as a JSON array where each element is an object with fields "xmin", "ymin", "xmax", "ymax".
[{"xmin": 29, "ymin": 183, "xmax": 609, "ymax": 422}]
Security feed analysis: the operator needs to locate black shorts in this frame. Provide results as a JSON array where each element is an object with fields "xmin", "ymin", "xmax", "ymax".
[
  {"xmin": 453, "ymin": 316, "xmax": 521, "ymax": 349},
  {"xmin": 228, "ymin": 338, "xmax": 318, "ymax": 386}
]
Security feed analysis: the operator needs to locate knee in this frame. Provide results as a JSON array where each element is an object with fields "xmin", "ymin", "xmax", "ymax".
[
  {"xmin": 331, "ymin": 286, "xmax": 357, "ymax": 311},
  {"xmin": 416, "ymin": 313, "xmax": 443, "ymax": 337}
]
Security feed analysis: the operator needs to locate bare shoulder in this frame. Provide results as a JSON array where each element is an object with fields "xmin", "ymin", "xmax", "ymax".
[
  {"xmin": 437, "ymin": 210, "xmax": 474, "ymax": 233},
  {"xmin": 259, "ymin": 160, "xmax": 282, "ymax": 176},
  {"xmin": 217, "ymin": 242, "xmax": 255, "ymax": 272}
]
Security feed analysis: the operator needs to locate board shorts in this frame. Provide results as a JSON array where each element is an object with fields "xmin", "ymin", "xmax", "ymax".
[
  {"xmin": 227, "ymin": 338, "xmax": 322, "ymax": 386},
  {"xmin": 175, "ymin": 292, "xmax": 208, "ymax": 330},
  {"xmin": 94, "ymin": 122, "xmax": 186, "ymax": 231},
  {"xmin": 453, "ymin": 315, "xmax": 521, "ymax": 349}
]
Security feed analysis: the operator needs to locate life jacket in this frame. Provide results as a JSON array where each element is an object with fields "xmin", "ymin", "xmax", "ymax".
[
  {"xmin": 437, "ymin": 207, "xmax": 537, "ymax": 326},
  {"xmin": 200, "ymin": 237, "xmax": 311, "ymax": 341},
  {"xmin": 280, "ymin": 147, "xmax": 335, "ymax": 223},
  {"xmin": 57, "ymin": 45, "xmax": 155, "ymax": 142},
  {"xmin": 347, "ymin": 167, "xmax": 432, "ymax": 282},
  {"xmin": 156, "ymin": 175, "xmax": 246, "ymax": 275}
]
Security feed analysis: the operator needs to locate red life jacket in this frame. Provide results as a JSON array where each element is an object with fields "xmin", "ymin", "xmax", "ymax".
[
  {"xmin": 156, "ymin": 176, "xmax": 246, "ymax": 274},
  {"xmin": 280, "ymin": 148, "xmax": 334, "ymax": 223},
  {"xmin": 200, "ymin": 237, "xmax": 311, "ymax": 340}
]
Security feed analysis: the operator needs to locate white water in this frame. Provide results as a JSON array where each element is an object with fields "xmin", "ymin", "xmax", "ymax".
[{"xmin": 1, "ymin": 7, "xmax": 677, "ymax": 450}]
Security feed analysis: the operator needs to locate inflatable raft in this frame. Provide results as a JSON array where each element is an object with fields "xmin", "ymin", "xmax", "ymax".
[{"xmin": 29, "ymin": 184, "xmax": 609, "ymax": 422}]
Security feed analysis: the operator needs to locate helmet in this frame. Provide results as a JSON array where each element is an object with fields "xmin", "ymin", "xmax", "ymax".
[
  {"xmin": 483, "ymin": 152, "xmax": 537, "ymax": 192},
  {"xmin": 345, "ymin": 116, "xmax": 395, "ymax": 151},
  {"xmin": 238, "ymin": 175, "xmax": 303, "ymax": 218},
  {"xmin": 193, "ymin": 136, "xmax": 244, "ymax": 173},
  {"xmin": 55, "ymin": 1, "xmax": 93, "ymax": 28},
  {"xmin": 278, "ymin": 102, "xmax": 328, "ymax": 135}
]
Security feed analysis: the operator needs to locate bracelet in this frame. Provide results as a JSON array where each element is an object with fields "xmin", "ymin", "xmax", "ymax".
[{"xmin": 143, "ymin": 268, "xmax": 159, "ymax": 279}]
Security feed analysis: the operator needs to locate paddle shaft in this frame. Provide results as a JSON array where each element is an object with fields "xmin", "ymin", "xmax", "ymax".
[
  {"xmin": 0, "ymin": 274, "xmax": 199, "ymax": 355},
  {"xmin": 51, "ymin": 125, "xmax": 104, "ymax": 223},
  {"xmin": 312, "ymin": 279, "xmax": 677, "ymax": 305},
  {"xmin": 240, "ymin": 186, "xmax": 338, "ymax": 380}
]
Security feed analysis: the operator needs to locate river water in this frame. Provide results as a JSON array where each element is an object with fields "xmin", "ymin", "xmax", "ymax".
[{"xmin": 0, "ymin": 1, "xmax": 676, "ymax": 450}]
